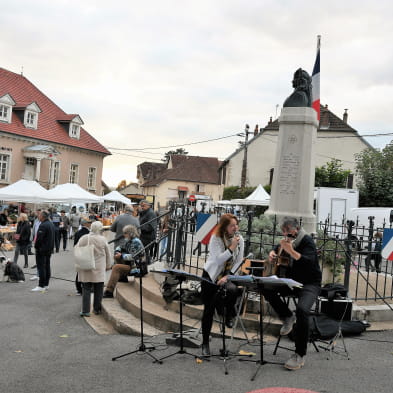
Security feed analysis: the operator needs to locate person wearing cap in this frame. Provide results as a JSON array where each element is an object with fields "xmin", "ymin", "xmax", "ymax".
[
  {"xmin": 110, "ymin": 205, "xmax": 140, "ymax": 249},
  {"xmin": 138, "ymin": 200, "xmax": 157, "ymax": 265},
  {"xmin": 73, "ymin": 218, "xmax": 92, "ymax": 295}
]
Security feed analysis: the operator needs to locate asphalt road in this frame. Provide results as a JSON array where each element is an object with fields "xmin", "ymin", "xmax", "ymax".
[{"xmin": 1, "ymin": 247, "xmax": 393, "ymax": 393}]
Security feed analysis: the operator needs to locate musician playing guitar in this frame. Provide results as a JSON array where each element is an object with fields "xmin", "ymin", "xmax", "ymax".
[{"xmin": 262, "ymin": 217, "xmax": 321, "ymax": 371}]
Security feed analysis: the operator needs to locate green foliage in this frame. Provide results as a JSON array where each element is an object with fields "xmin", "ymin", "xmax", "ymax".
[
  {"xmin": 223, "ymin": 186, "xmax": 255, "ymax": 200},
  {"xmin": 163, "ymin": 148, "xmax": 188, "ymax": 161},
  {"xmin": 315, "ymin": 158, "xmax": 350, "ymax": 188},
  {"xmin": 355, "ymin": 143, "xmax": 393, "ymax": 207},
  {"xmin": 239, "ymin": 214, "xmax": 278, "ymax": 259}
]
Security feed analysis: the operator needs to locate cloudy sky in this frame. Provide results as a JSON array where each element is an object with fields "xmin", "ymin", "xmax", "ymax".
[{"xmin": 1, "ymin": 0, "xmax": 392, "ymax": 187}]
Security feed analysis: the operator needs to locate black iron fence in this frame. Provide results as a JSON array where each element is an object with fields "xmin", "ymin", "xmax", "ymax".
[{"xmin": 152, "ymin": 203, "xmax": 393, "ymax": 304}]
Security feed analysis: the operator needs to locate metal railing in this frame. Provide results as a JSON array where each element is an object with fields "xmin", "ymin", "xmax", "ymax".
[{"xmin": 152, "ymin": 203, "xmax": 393, "ymax": 305}]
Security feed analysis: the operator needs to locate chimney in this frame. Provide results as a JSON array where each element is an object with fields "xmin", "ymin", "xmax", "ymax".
[
  {"xmin": 268, "ymin": 116, "xmax": 272, "ymax": 124},
  {"xmin": 254, "ymin": 124, "xmax": 259, "ymax": 136},
  {"xmin": 343, "ymin": 109, "xmax": 348, "ymax": 124}
]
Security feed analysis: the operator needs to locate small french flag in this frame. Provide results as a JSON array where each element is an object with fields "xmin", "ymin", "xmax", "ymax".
[{"xmin": 311, "ymin": 35, "xmax": 321, "ymax": 121}]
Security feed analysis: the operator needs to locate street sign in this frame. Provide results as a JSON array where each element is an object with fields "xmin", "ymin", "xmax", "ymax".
[
  {"xmin": 382, "ymin": 228, "xmax": 393, "ymax": 261},
  {"xmin": 189, "ymin": 195, "xmax": 196, "ymax": 202}
]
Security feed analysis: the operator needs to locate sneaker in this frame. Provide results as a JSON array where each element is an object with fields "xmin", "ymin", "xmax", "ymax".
[
  {"xmin": 75, "ymin": 291, "xmax": 82, "ymax": 296},
  {"xmin": 80, "ymin": 312, "xmax": 90, "ymax": 317},
  {"xmin": 201, "ymin": 343, "xmax": 211, "ymax": 357},
  {"xmin": 280, "ymin": 314, "xmax": 296, "ymax": 336},
  {"xmin": 31, "ymin": 286, "xmax": 45, "ymax": 292},
  {"xmin": 31, "ymin": 265, "xmax": 37, "ymax": 269},
  {"xmin": 30, "ymin": 276, "xmax": 39, "ymax": 281},
  {"xmin": 284, "ymin": 353, "xmax": 305, "ymax": 370},
  {"xmin": 44, "ymin": 286, "xmax": 49, "ymax": 290}
]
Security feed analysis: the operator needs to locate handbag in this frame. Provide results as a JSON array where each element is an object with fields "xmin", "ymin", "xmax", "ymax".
[{"xmin": 74, "ymin": 235, "xmax": 96, "ymax": 270}]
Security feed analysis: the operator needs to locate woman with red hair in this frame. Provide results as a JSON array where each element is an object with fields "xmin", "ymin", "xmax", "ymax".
[{"xmin": 200, "ymin": 213, "xmax": 244, "ymax": 357}]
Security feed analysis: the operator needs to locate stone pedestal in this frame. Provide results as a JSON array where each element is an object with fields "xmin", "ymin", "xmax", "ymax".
[{"xmin": 265, "ymin": 107, "xmax": 318, "ymax": 233}]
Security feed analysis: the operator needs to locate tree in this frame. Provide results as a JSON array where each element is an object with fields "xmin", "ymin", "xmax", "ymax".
[
  {"xmin": 355, "ymin": 143, "xmax": 393, "ymax": 207},
  {"xmin": 117, "ymin": 180, "xmax": 127, "ymax": 190},
  {"xmin": 314, "ymin": 158, "xmax": 350, "ymax": 188},
  {"xmin": 163, "ymin": 148, "xmax": 188, "ymax": 162}
]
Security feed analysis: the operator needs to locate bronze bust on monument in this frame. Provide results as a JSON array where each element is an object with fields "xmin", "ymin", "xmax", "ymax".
[{"xmin": 283, "ymin": 68, "xmax": 312, "ymax": 108}]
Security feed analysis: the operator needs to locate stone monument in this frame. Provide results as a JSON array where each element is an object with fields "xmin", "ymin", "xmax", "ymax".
[{"xmin": 265, "ymin": 68, "xmax": 318, "ymax": 233}]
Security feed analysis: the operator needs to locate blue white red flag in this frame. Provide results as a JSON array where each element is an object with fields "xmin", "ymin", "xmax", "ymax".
[{"xmin": 311, "ymin": 35, "xmax": 321, "ymax": 121}]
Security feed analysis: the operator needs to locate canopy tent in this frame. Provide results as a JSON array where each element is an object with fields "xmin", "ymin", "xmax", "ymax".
[
  {"xmin": 44, "ymin": 183, "xmax": 103, "ymax": 204},
  {"xmin": 231, "ymin": 184, "xmax": 271, "ymax": 206},
  {"xmin": 102, "ymin": 190, "xmax": 133, "ymax": 205},
  {"xmin": 0, "ymin": 179, "xmax": 49, "ymax": 203}
]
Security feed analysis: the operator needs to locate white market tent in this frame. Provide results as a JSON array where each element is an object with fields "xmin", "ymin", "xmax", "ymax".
[
  {"xmin": 231, "ymin": 184, "xmax": 271, "ymax": 206},
  {"xmin": 44, "ymin": 183, "xmax": 103, "ymax": 204},
  {"xmin": 0, "ymin": 179, "xmax": 49, "ymax": 203},
  {"xmin": 102, "ymin": 190, "xmax": 133, "ymax": 205}
]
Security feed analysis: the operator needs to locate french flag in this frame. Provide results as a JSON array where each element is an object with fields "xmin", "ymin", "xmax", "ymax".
[{"xmin": 311, "ymin": 35, "xmax": 321, "ymax": 121}]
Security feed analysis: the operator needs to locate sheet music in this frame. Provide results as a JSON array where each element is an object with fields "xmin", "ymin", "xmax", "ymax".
[{"xmin": 228, "ymin": 274, "xmax": 303, "ymax": 289}]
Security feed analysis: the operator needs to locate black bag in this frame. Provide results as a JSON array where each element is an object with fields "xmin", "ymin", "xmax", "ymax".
[
  {"xmin": 320, "ymin": 283, "xmax": 348, "ymax": 301},
  {"xmin": 161, "ymin": 276, "xmax": 180, "ymax": 303}
]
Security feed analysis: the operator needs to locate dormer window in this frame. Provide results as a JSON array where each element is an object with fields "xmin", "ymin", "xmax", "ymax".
[
  {"xmin": 70, "ymin": 123, "xmax": 80, "ymax": 138},
  {"xmin": 23, "ymin": 102, "xmax": 41, "ymax": 129},
  {"xmin": 0, "ymin": 93, "xmax": 16, "ymax": 123}
]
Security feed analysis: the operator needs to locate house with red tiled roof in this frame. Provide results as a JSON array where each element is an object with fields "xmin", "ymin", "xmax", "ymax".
[
  {"xmin": 0, "ymin": 67, "xmax": 110, "ymax": 194},
  {"xmin": 137, "ymin": 155, "xmax": 223, "ymax": 209},
  {"xmin": 219, "ymin": 105, "xmax": 372, "ymax": 188}
]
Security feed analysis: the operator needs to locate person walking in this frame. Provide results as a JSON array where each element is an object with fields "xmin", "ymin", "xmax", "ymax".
[
  {"xmin": 59, "ymin": 210, "xmax": 70, "ymax": 251},
  {"xmin": 13, "ymin": 213, "xmax": 31, "ymax": 268},
  {"xmin": 138, "ymin": 200, "xmax": 157, "ymax": 265},
  {"xmin": 77, "ymin": 221, "xmax": 112, "ymax": 316},
  {"xmin": 110, "ymin": 205, "xmax": 139, "ymax": 249},
  {"xmin": 50, "ymin": 208, "xmax": 61, "ymax": 253},
  {"xmin": 69, "ymin": 207, "xmax": 81, "ymax": 239},
  {"xmin": 32, "ymin": 211, "xmax": 55, "ymax": 292}
]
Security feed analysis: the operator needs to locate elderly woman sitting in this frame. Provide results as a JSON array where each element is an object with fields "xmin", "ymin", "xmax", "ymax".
[{"xmin": 103, "ymin": 224, "xmax": 145, "ymax": 298}]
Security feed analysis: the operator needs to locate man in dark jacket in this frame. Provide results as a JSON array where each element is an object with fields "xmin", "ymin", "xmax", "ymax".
[
  {"xmin": 138, "ymin": 200, "xmax": 157, "ymax": 265},
  {"xmin": 110, "ymin": 205, "xmax": 139, "ymax": 248},
  {"xmin": 32, "ymin": 211, "xmax": 55, "ymax": 292},
  {"xmin": 262, "ymin": 217, "xmax": 321, "ymax": 371}
]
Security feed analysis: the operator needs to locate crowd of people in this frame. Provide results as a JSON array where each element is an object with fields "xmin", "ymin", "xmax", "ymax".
[{"xmin": 5, "ymin": 200, "xmax": 168, "ymax": 319}]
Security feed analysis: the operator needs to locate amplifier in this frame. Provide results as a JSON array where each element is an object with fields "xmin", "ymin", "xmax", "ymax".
[{"xmin": 319, "ymin": 297, "xmax": 353, "ymax": 321}]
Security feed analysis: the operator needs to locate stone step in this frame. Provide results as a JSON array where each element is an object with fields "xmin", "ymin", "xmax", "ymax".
[
  {"xmin": 101, "ymin": 297, "xmax": 163, "ymax": 337},
  {"xmin": 111, "ymin": 278, "xmax": 281, "ymax": 337}
]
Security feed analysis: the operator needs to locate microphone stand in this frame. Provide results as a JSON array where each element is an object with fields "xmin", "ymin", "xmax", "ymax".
[{"xmin": 112, "ymin": 258, "xmax": 162, "ymax": 364}]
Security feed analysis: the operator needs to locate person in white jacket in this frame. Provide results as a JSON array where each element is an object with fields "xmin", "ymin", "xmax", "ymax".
[{"xmin": 200, "ymin": 213, "xmax": 244, "ymax": 357}]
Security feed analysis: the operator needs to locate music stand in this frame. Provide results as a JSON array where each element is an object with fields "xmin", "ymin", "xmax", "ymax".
[
  {"xmin": 229, "ymin": 275, "xmax": 303, "ymax": 381},
  {"xmin": 112, "ymin": 259, "xmax": 162, "ymax": 364},
  {"xmin": 150, "ymin": 268, "xmax": 204, "ymax": 362}
]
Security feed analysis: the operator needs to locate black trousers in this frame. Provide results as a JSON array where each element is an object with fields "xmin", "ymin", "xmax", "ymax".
[
  {"xmin": 36, "ymin": 253, "xmax": 51, "ymax": 288},
  {"xmin": 59, "ymin": 228, "xmax": 68, "ymax": 250},
  {"xmin": 54, "ymin": 228, "xmax": 60, "ymax": 252},
  {"xmin": 201, "ymin": 270, "xmax": 239, "ymax": 344},
  {"xmin": 82, "ymin": 282, "xmax": 104, "ymax": 314},
  {"xmin": 262, "ymin": 283, "xmax": 320, "ymax": 357}
]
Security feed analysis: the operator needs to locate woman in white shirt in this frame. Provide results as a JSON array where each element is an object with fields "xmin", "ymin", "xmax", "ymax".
[{"xmin": 200, "ymin": 213, "xmax": 244, "ymax": 357}]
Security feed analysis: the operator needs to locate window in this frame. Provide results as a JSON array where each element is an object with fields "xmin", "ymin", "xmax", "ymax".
[
  {"xmin": 50, "ymin": 161, "xmax": 60, "ymax": 185},
  {"xmin": 0, "ymin": 154, "xmax": 10, "ymax": 181},
  {"xmin": 69, "ymin": 164, "xmax": 79, "ymax": 183},
  {"xmin": 87, "ymin": 167, "xmax": 96, "ymax": 189},
  {"xmin": 25, "ymin": 157, "xmax": 36, "ymax": 166},
  {"xmin": 196, "ymin": 184, "xmax": 205, "ymax": 193},
  {"xmin": 70, "ymin": 123, "xmax": 80, "ymax": 139},
  {"xmin": 0, "ymin": 104, "xmax": 11, "ymax": 123},
  {"xmin": 25, "ymin": 111, "xmax": 37, "ymax": 128}
]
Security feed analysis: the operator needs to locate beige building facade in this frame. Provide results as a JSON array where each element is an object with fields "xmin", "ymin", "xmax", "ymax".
[
  {"xmin": 0, "ymin": 67, "xmax": 110, "ymax": 194},
  {"xmin": 220, "ymin": 105, "xmax": 371, "ymax": 188}
]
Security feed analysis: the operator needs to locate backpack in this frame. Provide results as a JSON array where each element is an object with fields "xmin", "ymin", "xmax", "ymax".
[{"xmin": 320, "ymin": 283, "xmax": 348, "ymax": 301}]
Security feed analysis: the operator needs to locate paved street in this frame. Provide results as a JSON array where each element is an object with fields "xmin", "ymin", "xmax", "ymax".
[{"xmin": 1, "ymin": 248, "xmax": 393, "ymax": 393}]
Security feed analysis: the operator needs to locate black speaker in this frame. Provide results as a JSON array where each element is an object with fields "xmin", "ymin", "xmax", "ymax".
[{"xmin": 320, "ymin": 298, "xmax": 352, "ymax": 321}]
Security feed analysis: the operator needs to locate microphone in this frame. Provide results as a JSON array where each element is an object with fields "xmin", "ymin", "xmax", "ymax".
[{"xmin": 108, "ymin": 234, "xmax": 124, "ymax": 244}]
